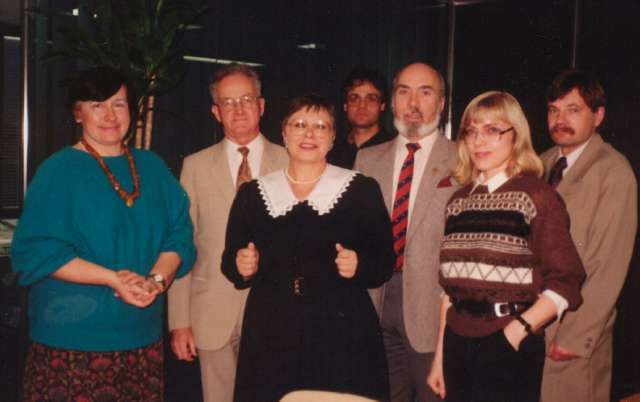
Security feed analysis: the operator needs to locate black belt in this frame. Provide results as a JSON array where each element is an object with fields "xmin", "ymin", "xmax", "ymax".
[
  {"xmin": 261, "ymin": 275, "xmax": 327, "ymax": 297},
  {"xmin": 451, "ymin": 298, "xmax": 532, "ymax": 317}
]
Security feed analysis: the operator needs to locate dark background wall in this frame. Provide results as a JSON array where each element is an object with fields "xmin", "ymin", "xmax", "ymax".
[{"xmin": 1, "ymin": 1, "xmax": 639, "ymax": 401}]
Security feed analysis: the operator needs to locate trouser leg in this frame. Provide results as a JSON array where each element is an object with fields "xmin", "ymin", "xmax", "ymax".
[
  {"xmin": 381, "ymin": 272, "xmax": 440, "ymax": 402},
  {"xmin": 444, "ymin": 327, "xmax": 545, "ymax": 402},
  {"xmin": 198, "ymin": 320, "xmax": 241, "ymax": 402}
]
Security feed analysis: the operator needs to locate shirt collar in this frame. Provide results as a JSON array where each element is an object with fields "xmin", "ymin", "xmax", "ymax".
[
  {"xmin": 394, "ymin": 130, "xmax": 438, "ymax": 154},
  {"xmin": 224, "ymin": 133, "xmax": 264, "ymax": 156},
  {"xmin": 473, "ymin": 170, "xmax": 510, "ymax": 193},
  {"xmin": 556, "ymin": 134, "xmax": 593, "ymax": 172},
  {"xmin": 257, "ymin": 165, "xmax": 357, "ymax": 218}
]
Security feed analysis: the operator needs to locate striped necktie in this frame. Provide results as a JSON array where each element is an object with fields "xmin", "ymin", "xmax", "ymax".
[{"xmin": 391, "ymin": 142, "xmax": 421, "ymax": 272}]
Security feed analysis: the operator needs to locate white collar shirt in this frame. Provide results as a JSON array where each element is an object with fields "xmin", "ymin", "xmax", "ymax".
[
  {"xmin": 391, "ymin": 131, "xmax": 438, "ymax": 227},
  {"xmin": 554, "ymin": 134, "xmax": 594, "ymax": 175}
]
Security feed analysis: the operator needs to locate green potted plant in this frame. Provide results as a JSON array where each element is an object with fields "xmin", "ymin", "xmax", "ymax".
[{"xmin": 32, "ymin": 0, "xmax": 207, "ymax": 149}]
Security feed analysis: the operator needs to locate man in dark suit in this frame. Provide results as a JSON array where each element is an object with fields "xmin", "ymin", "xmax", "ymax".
[
  {"xmin": 355, "ymin": 62, "xmax": 458, "ymax": 402},
  {"xmin": 540, "ymin": 70, "xmax": 637, "ymax": 402}
]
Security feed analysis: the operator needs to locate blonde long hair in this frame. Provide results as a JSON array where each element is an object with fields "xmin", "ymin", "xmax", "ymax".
[{"xmin": 452, "ymin": 91, "xmax": 543, "ymax": 185}]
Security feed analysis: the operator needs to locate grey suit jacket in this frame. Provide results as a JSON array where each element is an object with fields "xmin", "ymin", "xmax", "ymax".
[
  {"xmin": 168, "ymin": 138, "xmax": 288, "ymax": 351},
  {"xmin": 354, "ymin": 133, "xmax": 459, "ymax": 353},
  {"xmin": 541, "ymin": 134, "xmax": 637, "ymax": 357}
]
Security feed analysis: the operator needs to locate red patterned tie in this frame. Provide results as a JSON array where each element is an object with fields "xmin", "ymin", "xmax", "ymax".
[{"xmin": 391, "ymin": 142, "xmax": 421, "ymax": 272}]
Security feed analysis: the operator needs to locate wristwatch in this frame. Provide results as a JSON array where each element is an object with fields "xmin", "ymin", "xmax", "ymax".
[
  {"xmin": 146, "ymin": 272, "xmax": 166, "ymax": 291},
  {"xmin": 515, "ymin": 314, "xmax": 533, "ymax": 335}
]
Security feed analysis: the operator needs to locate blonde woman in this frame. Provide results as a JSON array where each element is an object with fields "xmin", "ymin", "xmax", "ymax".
[{"xmin": 426, "ymin": 91, "xmax": 585, "ymax": 402}]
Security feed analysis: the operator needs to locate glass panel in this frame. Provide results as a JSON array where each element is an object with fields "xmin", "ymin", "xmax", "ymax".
[{"xmin": 452, "ymin": 0, "xmax": 573, "ymax": 152}]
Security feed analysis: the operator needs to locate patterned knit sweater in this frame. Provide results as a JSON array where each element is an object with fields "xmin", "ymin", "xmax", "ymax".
[{"xmin": 439, "ymin": 173, "xmax": 585, "ymax": 337}]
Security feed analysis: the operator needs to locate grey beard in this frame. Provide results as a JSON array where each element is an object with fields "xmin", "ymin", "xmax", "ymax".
[{"xmin": 394, "ymin": 115, "xmax": 441, "ymax": 140}]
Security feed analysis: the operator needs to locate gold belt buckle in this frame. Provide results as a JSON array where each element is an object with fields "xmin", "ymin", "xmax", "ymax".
[{"xmin": 293, "ymin": 276, "xmax": 304, "ymax": 296}]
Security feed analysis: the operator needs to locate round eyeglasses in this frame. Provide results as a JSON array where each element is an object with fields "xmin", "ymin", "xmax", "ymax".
[
  {"xmin": 287, "ymin": 119, "xmax": 333, "ymax": 137},
  {"xmin": 217, "ymin": 95, "xmax": 261, "ymax": 110}
]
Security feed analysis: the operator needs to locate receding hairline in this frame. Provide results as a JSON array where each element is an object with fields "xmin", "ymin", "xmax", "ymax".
[
  {"xmin": 392, "ymin": 63, "xmax": 445, "ymax": 97},
  {"xmin": 209, "ymin": 65, "xmax": 262, "ymax": 103}
]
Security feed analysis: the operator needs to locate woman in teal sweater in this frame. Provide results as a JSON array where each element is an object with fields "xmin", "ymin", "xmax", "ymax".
[{"xmin": 11, "ymin": 67, "xmax": 195, "ymax": 401}]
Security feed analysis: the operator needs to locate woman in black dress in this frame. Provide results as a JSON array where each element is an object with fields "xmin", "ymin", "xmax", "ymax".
[{"xmin": 222, "ymin": 94, "xmax": 394, "ymax": 402}]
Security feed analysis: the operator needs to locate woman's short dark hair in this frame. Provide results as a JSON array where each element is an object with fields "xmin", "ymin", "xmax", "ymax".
[
  {"xmin": 66, "ymin": 67, "xmax": 130, "ymax": 111},
  {"xmin": 546, "ymin": 69, "xmax": 606, "ymax": 112},
  {"xmin": 281, "ymin": 93, "xmax": 336, "ymax": 130}
]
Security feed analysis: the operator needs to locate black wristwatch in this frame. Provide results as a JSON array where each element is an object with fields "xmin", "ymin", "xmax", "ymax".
[
  {"xmin": 146, "ymin": 272, "xmax": 166, "ymax": 291},
  {"xmin": 515, "ymin": 314, "xmax": 533, "ymax": 334}
]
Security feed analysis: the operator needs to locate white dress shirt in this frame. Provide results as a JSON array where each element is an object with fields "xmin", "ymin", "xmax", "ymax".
[
  {"xmin": 553, "ymin": 134, "xmax": 594, "ymax": 176},
  {"xmin": 390, "ymin": 132, "xmax": 438, "ymax": 228}
]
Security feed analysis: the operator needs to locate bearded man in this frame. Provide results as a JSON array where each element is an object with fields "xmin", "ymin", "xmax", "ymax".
[{"xmin": 354, "ymin": 62, "xmax": 459, "ymax": 402}]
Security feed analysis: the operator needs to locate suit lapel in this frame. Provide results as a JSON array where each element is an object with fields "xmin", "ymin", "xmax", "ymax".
[
  {"xmin": 407, "ymin": 134, "xmax": 449, "ymax": 239},
  {"xmin": 259, "ymin": 140, "xmax": 282, "ymax": 175},
  {"xmin": 556, "ymin": 134, "xmax": 604, "ymax": 196},
  {"xmin": 371, "ymin": 141, "xmax": 397, "ymax": 214},
  {"xmin": 541, "ymin": 148, "xmax": 560, "ymax": 180},
  {"xmin": 209, "ymin": 143, "xmax": 235, "ymax": 206}
]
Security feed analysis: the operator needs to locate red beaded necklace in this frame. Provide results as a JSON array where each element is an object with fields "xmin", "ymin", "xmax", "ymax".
[{"xmin": 79, "ymin": 137, "xmax": 140, "ymax": 207}]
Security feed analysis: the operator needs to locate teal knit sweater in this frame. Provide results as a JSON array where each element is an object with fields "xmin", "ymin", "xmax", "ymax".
[{"xmin": 11, "ymin": 147, "xmax": 196, "ymax": 351}]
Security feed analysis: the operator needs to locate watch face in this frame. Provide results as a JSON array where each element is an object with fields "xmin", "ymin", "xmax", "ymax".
[{"xmin": 148, "ymin": 273, "xmax": 165, "ymax": 286}]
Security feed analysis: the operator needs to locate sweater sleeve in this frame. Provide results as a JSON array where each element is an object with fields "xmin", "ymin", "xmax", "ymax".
[
  {"xmin": 11, "ymin": 159, "xmax": 78, "ymax": 286},
  {"xmin": 530, "ymin": 188, "xmax": 585, "ymax": 310},
  {"xmin": 221, "ymin": 182, "xmax": 256, "ymax": 289},
  {"xmin": 348, "ymin": 176, "xmax": 395, "ymax": 288},
  {"xmin": 157, "ymin": 158, "xmax": 196, "ymax": 279}
]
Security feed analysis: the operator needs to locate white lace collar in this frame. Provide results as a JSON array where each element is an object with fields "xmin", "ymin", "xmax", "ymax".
[{"xmin": 257, "ymin": 165, "xmax": 358, "ymax": 218}]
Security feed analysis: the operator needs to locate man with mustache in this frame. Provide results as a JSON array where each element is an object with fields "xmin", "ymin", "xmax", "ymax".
[
  {"xmin": 540, "ymin": 70, "xmax": 637, "ymax": 402},
  {"xmin": 355, "ymin": 62, "xmax": 458, "ymax": 402}
]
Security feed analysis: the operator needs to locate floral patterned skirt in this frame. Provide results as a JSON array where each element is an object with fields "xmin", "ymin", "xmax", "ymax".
[{"xmin": 22, "ymin": 340, "xmax": 163, "ymax": 402}]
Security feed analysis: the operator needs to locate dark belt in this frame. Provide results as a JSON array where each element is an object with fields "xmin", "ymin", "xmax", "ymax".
[
  {"xmin": 261, "ymin": 275, "xmax": 324, "ymax": 297},
  {"xmin": 451, "ymin": 298, "xmax": 532, "ymax": 317}
]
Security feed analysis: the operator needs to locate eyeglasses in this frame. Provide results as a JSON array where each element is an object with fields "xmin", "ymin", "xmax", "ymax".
[
  {"xmin": 461, "ymin": 125, "xmax": 514, "ymax": 143},
  {"xmin": 287, "ymin": 119, "xmax": 333, "ymax": 137},
  {"xmin": 346, "ymin": 93, "xmax": 382, "ymax": 105},
  {"xmin": 217, "ymin": 95, "xmax": 261, "ymax": 110}
]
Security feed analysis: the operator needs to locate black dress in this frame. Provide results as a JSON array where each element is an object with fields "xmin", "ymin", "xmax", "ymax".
[{"xmin": 222, "ymin": 166, "xmax": 394, "ymax": 402}]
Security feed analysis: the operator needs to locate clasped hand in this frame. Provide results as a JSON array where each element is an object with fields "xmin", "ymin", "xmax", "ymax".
[
  {"xmin": 235, "ymin": 242, "xmax": 358, "ymax": 279},
  {"xmin": 112, "ymin": 270, "xmax": 162, "ymax": 308}
]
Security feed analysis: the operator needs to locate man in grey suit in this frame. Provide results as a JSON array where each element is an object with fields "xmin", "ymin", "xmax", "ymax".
[
  {"xmin": 355, "ymin": 62, "xmax": 458, "ymax": 402},
  {"xmin": 168, "ymin": 64, "xmax": 288, "ymax": 402}
]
